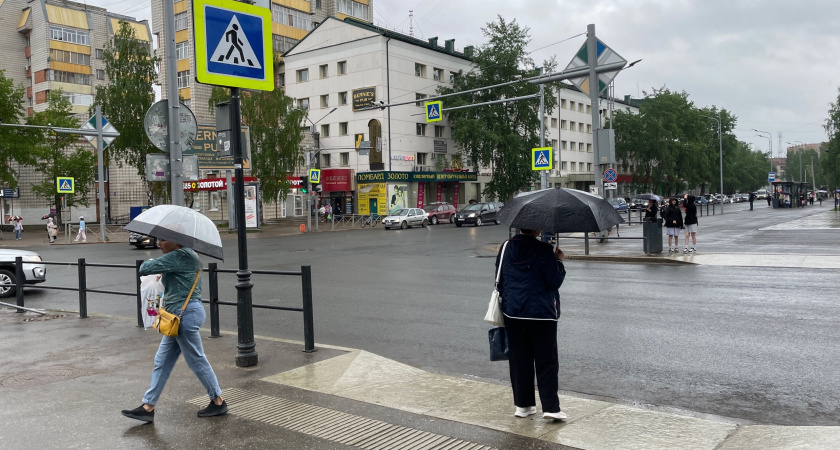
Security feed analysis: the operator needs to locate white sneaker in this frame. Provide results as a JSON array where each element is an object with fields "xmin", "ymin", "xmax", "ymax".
[
  {"xmin": 683, "ymin": 248, "xmax": 688, "ymax": 253},
  {"xmin": 689, "ymin": 248, "xmax": 696, "ymax": 253},
  {"xmin": 514, "ymin": 406, "xmax": 536, "ymax": 418},
  {"xmin": 543, "ymin": 411, "xmax": 568, "ymax": 420}
]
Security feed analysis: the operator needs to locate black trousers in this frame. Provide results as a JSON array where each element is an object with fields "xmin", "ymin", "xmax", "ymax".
[{"xmin": 503, "ymin": 316, "xmax": 560, "ymax": 412}]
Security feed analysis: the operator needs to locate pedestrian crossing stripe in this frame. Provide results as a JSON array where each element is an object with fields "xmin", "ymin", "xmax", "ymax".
[
  {"xmin": 57, "ymin": 177, "xmax": 75, "ymax": 193},
  {"xmin": 425, "ymin": 101, "xmax": 443, "ymax": 123},
  {"xmin": 531, "ymin": 147, "xmax": 552, "ymax": 171},
  {"xmin": 210, "ymin": 15, "xmax": 262, "ymax": 69}
]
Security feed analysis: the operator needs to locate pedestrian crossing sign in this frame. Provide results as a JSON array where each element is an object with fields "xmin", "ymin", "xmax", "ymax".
[
  {"xmin": 193, "ymin": 0, "xmax": 273, "ymax": 91},
  {"xmin": 309, "ymin": 169, "xmax": 321, "ymax": 184},
  {"xmin": 531, "ymin": 147, "xmax": 552, "ymax": 171},
  {"xmin": 57, "ymin": 177, "xmax": 75, "ymax": 193},
  {"xmin": 425, "ymin": 101, "xmax": 443, "ymax": 123}
]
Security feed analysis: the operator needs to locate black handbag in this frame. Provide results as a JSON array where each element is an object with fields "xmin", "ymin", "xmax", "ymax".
[{"xmin": 488, "ymin": 327, "xmax": 509, "ymax": 361}]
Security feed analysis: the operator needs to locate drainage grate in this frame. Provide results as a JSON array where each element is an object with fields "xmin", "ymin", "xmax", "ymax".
[{"xmin": 189, "ymin": 389, "xmax": 496, "ymax": 450}]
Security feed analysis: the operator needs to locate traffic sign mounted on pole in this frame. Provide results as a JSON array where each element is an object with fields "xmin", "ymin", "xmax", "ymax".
[
  {"xmin": 193, "ymin": 0, "xmax": 273, "ymax": 91},
  {"xmin": 768, "ymin": 172, "xmax": 776, "ymax": 182},
  {"xmin": 57, "ymin": 177, "xmax": 75, "ymax": 194},
  {"xmin": 603, "ymin": 168, "xmax": 617, "ymax": 182},
  {"xmin": 531, "ymin": 147, "xmax": 552, "ymax": 170},
  {"xmin": 425, "ymin": 101, "xmax": 442, "ymax": 122},
  {"xmin": 309, "ymin": 169, "xmax": 321, "ymax": 184}
]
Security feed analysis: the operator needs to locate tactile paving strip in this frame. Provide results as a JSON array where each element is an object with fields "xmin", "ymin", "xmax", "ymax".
[{"xmin": 189, "ymin": 389, "xmax": 496, "ymax": 450}]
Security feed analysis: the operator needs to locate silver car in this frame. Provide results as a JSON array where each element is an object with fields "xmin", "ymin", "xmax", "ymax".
[
  {"xmin": 382, "ymin": 208, "xmax": 429, "ymax": 230},
  {"xmin": 0, "ymin": 249, "xmax": 47, "ymax": 298}
]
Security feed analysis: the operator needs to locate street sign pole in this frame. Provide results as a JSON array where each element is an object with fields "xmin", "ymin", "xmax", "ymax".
[
  {"xmin": 95, "ymin": 106, "xmax": 107, "ymax": 241},
  {"xmin": 588, "ymin": 24, "xmax": 603, "ymax": 200},
  {"xmin": 164, "ymin": 0, "xmax": 184, "ymax": 206},
  {"xmin": 539, "ymin": 79, "xmax": 547, "ymax": 190}
]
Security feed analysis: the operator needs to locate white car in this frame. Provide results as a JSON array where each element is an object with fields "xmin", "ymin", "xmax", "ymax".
[
  {"xmin": 0, "ymin": 249, "xmax": 47, "ymax": 298},
  {"xmin": 382, "ymin": 208, "xmax": 429, "ymax": 230}
]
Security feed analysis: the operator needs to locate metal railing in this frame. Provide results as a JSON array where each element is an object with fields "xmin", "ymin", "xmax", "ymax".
[{"xmin": 3, "ymin": 257, "xmax": 315, "ymax": 352}]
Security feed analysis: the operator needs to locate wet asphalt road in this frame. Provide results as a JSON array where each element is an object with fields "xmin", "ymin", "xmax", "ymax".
[{"xmin": 16, "ymin": 209, "xmax": 840, "ymax": 426}]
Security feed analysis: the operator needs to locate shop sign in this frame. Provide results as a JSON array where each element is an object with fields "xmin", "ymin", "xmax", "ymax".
[
  {"xmin": 433, "ymin": 140, "xmax": 447, "ymax": 153},
  {"xmin": 182, "ymin": 176, "xmax": 257, "ymax": 191},
  {"xmin": 184, "ymin": 124, "xmax": 251, "ymax": 170},
  {"xmin": 355, "ymin": 171, "xmax": 477, "ymax": 183},
  {"xmin": 352, "ymin": 86, "xmax": 376, "ymax": 111},
  {"xmin": 391, "ymin": 155, "xmax": 415, "ymax": 161},
  {"xmin": 321, "ymin": 168, "xmax": 352, "ymax": 192}
]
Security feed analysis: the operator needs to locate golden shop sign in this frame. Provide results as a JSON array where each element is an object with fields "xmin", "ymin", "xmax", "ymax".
[
  {"xmin": 352, "ymin": 87, "xmax": 377, "ymax": 111},
  {"xmin": 355, "ymin": 171, "xmax": 477, "ymax": 182}
]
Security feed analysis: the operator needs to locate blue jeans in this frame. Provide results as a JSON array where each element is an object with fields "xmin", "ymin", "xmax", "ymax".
[
  {"xmin": 14, "ymin": 229, "xmax": 21, "ymax": 239},
  {"xmin": 142, "ymin": 301, "xmax": 222, "ymax": 405}
]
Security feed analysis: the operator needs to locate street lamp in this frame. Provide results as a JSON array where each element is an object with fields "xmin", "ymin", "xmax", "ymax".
[
  {"xmin": 294, "ymin": 107, "xmax": 337, "ymax": 232},
  {"xmin": 702, "ymin": 113, "xmax": 723, "ymax": 212}
]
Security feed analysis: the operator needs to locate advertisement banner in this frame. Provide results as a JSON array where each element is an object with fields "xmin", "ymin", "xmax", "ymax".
[
  {"xmin": 244, "ymin": 185, "xmax": 258, "ymax": 228},
  {"xmin": 387, "ymin": 184, "xmax": 408, "ymax": 214},
  {"xmin": 417, "ymin": 182, "xmax": 425, "ymax": 209},
  {"xmin": 357, "ymin": 183, "xmax": 386, "ymax": 215}
]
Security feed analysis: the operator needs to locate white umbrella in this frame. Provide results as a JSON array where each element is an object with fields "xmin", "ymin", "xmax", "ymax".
[{"xmin": 125, "ymin": 205, "xmax": 223, "ymax": 260}]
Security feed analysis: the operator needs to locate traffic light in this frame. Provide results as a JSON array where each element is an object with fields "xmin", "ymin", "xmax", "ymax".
[{"xmin": 298, "ymin": 176, "xmax": 309, "ymax": 193}]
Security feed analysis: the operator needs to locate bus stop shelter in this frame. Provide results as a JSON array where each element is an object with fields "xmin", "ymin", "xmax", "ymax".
[{"xmin": 771, "ymin": 181, "xmax": 808, "ymax": 208}]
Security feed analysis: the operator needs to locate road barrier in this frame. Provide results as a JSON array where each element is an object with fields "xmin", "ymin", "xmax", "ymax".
[{"xmin": 3, "ymin": 257, "xmax": 315, "ymax": 352}]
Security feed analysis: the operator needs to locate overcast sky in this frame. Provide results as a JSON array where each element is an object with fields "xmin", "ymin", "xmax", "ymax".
[{"xmin": 103, "ymin": 0, "xmax": 839, "ymax": 158}]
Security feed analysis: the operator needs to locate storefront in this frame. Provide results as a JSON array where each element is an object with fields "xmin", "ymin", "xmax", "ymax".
[
  {"xmin": 355, "ymin": 171, "xmax": 477, "ymax": 215},
  {"xmin": 318, "ymin": 168, "xmax": 354, "ymax": 216}
]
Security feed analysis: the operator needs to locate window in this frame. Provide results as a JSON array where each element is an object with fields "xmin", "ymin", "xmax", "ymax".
[
  {"xmin": 579, "ymin": 123, "xmax": 584, "ymax": 132},
  {"xmin": 340, "ymin": 152, "xmax": 349, "ymax": 166},
  {"xmin": 95, "ymin": 48, "xmax": 103, "ymax": 59},
  {"xmin": 47, "ymin": 70, "xmax": 91, "ymax": 85},
  {"xmin": 322, "ymin": 153, "xmax": 331, "ymax": 167},
  {"xmin": 449, "ymin": 72, "xmax": 458, "ymax": 84},
  {"xmin": 175, "ymin": 12, "xmax": 188, "ymax": 31},
  {"xmin": 337, "ymin": 61, "xmax": 347, "ymax": 75},
  {"xmin": 297, "ymin": 98, "xmax": 309, "ymax": 110},
  {"xmin": 561, "ymin": 120, "xmax": 567, "ymax": 130},
  {"xmin": 561, "ymin": 140, "xmax": 567, "ymax": 150},
  {"xmin": 587, "ymin": 143, "xmax": 592, "ymax": 152},
  {"xmin": 415, "ymin": 93, "xmax": 427, "ymax": 107},
  {"xmin": 337, "ymin": 0, "xmax": 369, "ymax": 19},
  {"xmin": 297, "ymin": 68, "xmax": 308, "ymax": 82},
  {"xmin": 60, "ymin": 92, "xmax": 93, "ymax": 106},
  {"xmin": 570, "ymin": 162, "xmax": 576, "ymax": 172},
  {"xmin": 587, "ymin": 163, "xmax": 592, "ymax": 171},
  {"xmin": 177, "ymin": 70, "xmax": 190, "ymax": 88},
  {"xmin": 339, "ymin": 122, "xmax": 348, "ymax": 135},
  {"xmin": 338, "ymin": 91, "xmax": 348, "ymax": 105},
  {"xmin": 551, "ymin": 139, "xmax": 558, "ymax": 150},
  {"xmin": 434, "ymin": 125, "xmax": 445, "ymax": 138},
  {"xmin": 277, "ymin": 72, "xmax": 285, "ymax": 87},
  {"xmin": 49, "ymin": 26, "xmax": 90, "ymax": 45},
  {"xmin": 320, "ymin": 94, "xmax": 329, "ymax": 108},
  {"xmin": 569, "ymin": 121, "xmax": 575, "ymax": 131},
  {"xmin": 578, "ymin": 103, "xmax": 584, "ymax": 112},
  {"xmin": 561, "ymin": 161, "xmax": 567, "ymax": 170},
  {"xmin": 271, "ymin": 4, "xmax": 312, "ymax": 30},
  {"xmin": 586, "ymin": 105, "xmax": 591, "ymax": 114},
  {"xmin": 417, "ymin": 153, "xmax": 427, "ymax": 166},
  {"xmin": 49, "ymin": 49, "xmax": 91, "ymax": 65},
  {"xmin": 433, "ymin": 68, "xmax": 443, "ymax": 81},
  {"xmin": 96, "ymin": 69, "xmax": 104, "ymax": 80},
  {"xmin": 315, "ymin": 0, "xmax": 322, "ymax": 8},
  {"xmin": 415, "ymin": 63, "xmax": 426, "ymax": 77},
  {"xmin": 579, "ymin": 143, "xmax": 584, "ymax": 151},
  {"xmin": 569, "ymin": 101, "xmax": 575, "ymax": 110},
  {"xmin": 319, "ymin": 64, "xmax": 328, "ymax": 78},
  {"xmin": 321, "ymin": 124, "xmax": 330, "ymax": 137},
  {"xmin": 175, "ymin": 41, "xmax": 189, "ymax": 60},
  {"xmin": 587, "ymin": 124, "xmax": 592, "ymax": 133},
  {"xmin": 551, "ymin": 118, "xmax": 558, "ymax": 128},
  {"xmin": 561, "ymin": 99, "xmax": 567, "ymax": 109},
  {"xmin": 416, "ymin": 123, "xmax": 426, "ymax": 136}
]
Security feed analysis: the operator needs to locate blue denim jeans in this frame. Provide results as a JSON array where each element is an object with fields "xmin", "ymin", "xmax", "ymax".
[{"xmin": 142, "ymin": 301, "xmax": 222, "ymax": 405}]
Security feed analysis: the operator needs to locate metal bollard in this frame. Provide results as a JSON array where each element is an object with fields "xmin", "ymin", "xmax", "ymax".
[
  {"xmin": 15, "ymin": 257, "xmax": 24, "ymax": 312},
  {"xmin": 301, "ymin": 265, "xmax": 316, "ymax": 353},
  {"xmin": 78, "ymin": 258, "xmax": 87, "ymax": 318},
  {"xmin": 135, "ymin": 260, "xmax": 144, "ymax": 327},
  {"xmin": 208, "ymin": 263, "xmax": 220, "ymax": 338}
]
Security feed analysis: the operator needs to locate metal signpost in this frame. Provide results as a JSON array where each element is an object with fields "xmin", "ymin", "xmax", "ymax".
[{"xmin": 193, "ymin": 0, "xmax": 273, "ymax": 367}]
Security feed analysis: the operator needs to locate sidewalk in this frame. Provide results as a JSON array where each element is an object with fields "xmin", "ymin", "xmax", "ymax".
[{"xmin": 2, "ymin": 308, "xmax": 839, "ymax": 449}]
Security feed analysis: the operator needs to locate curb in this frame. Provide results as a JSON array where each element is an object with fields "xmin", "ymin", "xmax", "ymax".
[{"xmin": 566, "ymin": 254, "xmax": 696, "ymax": 265}]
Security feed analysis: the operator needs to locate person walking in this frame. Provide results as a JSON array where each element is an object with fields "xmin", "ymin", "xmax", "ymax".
[
  {"xmin": 46, "ymin": 217, "xmax": 57, "ymax": 243},
  {"xmin": 748, "ymin": 192, "xmax": 756, "ymax": 210},
  {"xmin": 683, "ymin": 195, "xmax": 698, "ymax": 253},
  {"xmin": 663, "ymin": 198, "xmax": 683, "ymax": 252},
  {"xmin": 767, "ymin": 193, "xmax": 772, "ymax": 207},
  {"xmin": 122, "ymin": 238, "xmax": 226, "ymax": 423},
  {"xmin": 12, "ymin": 216, "xmax": 23, "ymax": 240},
  {"xmin": 495, "ymin": 229, "xmax": 568, "ymax": 421},
  {"xmin": 74, "ymin": 216, "xmax": 86, "ymax": 242}
]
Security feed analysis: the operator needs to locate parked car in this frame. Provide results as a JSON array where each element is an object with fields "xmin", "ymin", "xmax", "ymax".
[
  {"xmin": 129, "ymin": 232, "xmax": 158, "ymax": 249},
  {"xmin": 695, "ymin": 196, "xmax": 709, "ymax": 206},
  {"xmin": 423, "ymin": 202, "xmax": 456, "ymax": 225},
  {"xmin": 454, "ymin": 202, "xmax": 500, "ymax": 227},
  {"xmin": 608, "ymin": 198, "xmax": 629, "ymax": 212},
  {"xmin": 0, "ymin": 249, "xmax": 47, "ymax": 298},
  {"xmin": 630, "ymin": 197, "xmax": 652, "ymax": 210},
  {"xmin": 382, "ymin": 208, "xmax": 429, "ymax": 229}
]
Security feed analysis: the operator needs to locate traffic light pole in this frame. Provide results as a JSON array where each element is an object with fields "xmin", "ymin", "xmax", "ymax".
[{"xmin": 305, "ymin": 147, "xmax": 311, "ymax": 233}]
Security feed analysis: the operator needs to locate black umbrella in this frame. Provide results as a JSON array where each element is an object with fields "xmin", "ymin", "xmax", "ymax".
[{"xmin": 497, "ymin": 188, "xmax": 625, "ymax": 233}]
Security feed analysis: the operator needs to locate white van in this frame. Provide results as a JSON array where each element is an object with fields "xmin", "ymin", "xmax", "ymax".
[{"xmin": 756, "ymin": 189, "xmax": 767, "ymax": 199}]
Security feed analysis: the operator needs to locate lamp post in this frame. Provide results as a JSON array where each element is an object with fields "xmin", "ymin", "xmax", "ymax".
[
  {"xmin": 702, "ymin": 113, "xmax": 723, "ymax": 212},
  {"xmin": 294, "ymin": 107, "xmax": 337, "ymax": 232}
]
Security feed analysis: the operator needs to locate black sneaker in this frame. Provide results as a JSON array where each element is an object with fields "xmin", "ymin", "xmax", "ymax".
[
  {"xmin": 197, "ymin": 400, "xmax": 228, "ymax": 417},
  {"xmin": 121, "ymin": 405, "xmax": 154, "ymax": 423}
]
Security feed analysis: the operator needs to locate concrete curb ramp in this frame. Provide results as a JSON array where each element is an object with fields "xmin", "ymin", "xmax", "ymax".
[{"xmin": 263, "ymin": 350, "xmax": 840, "ymax": 450}]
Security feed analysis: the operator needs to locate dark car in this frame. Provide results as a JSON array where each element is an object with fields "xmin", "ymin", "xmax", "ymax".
[
  {"xmin": 129, "ymin": 232, "xmax": 158, "ymax": 249},
  {"xmin": 454, "ymin": 202, "xmax": 500, "ymax": 227},
  {"xmin": 630, "ymin": 198, "xmax": 652, "ymax": 210},
  {"xmin": 694, "ymin": 196, "xmax": 709, "ymax": 206},
  {"xmin": 608, "ymin": 198, "xmax": 629, "ymax": 212},
  {"xmin": 423, "ymin": 202, "xmax": 456, "ymax": 225}
]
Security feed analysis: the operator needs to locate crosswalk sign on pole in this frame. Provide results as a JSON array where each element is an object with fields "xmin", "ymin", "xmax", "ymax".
[
  {"xmin": 309, "ymin": 169, "xmax": 321, "ymax": 184},
  {"xmin": 57, "ymin": 177, "xmax": 75, "ymax": 193},
  {"xmin": 193, "ymin": 0, "xmax": 273, "ymax": 91},
  {"xmin": 425, "ymin": 101, "xmax": 443, "ymax": 123},
  {"xmin": 531, "ymin": 147, "xmax": 552, "ymax": 171}
]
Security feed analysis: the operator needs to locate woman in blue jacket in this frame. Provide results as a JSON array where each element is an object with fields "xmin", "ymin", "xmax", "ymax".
[{"xmin": 495, "ymin": 228, "xmax": 567, "ymax": 420}]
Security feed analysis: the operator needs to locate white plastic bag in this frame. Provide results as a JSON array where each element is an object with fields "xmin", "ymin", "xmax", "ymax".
[
  {"xmin": 484, "ymin": 240, "xmax": 508, "ymax": 327},
  {"xmin": 140, "ymin": 275, "xmax": 164, "ymax": 329}
]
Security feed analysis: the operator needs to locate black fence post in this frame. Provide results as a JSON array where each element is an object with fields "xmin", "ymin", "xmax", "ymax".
[
  {"xmin": 135, "ymin": 260, "xmax": 143, "ymax": 328},
  {"xmin": 209, "ymin": 263, "xmax": 220, "ymax": 338},
  {"xmin": 301, "ymin": 265, "xmax": 316, "ymax": 353},
  {"xmin": 78, "ymin": 258, "xmax": 87, "ymax": 318},
  {"xmin": 584, "ymin": 233, "xmax": 590, "ymax": 255},
  {"xmin": 15, "ymin": 257, "xmax": 24, "ymax": 312}
]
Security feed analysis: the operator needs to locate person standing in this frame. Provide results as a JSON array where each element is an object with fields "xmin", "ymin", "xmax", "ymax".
[
  {"xmin": 748, "ymin": 192, "xmax": 756, "ymax": 210},
  {"xmin": 122, "ymin": 238, "xmax": 226, "ymax": 423},
  {"xmin": 683, "ymin": 195, "xmax": 698, "ymax": 253},
  {"xmin": 644, "ymin": 199, "xmax": 658, "ymax": 222},
  {"xmin": 74, "ymin": 216, "xmax": 86, "ymax": 242},
  {"xmin": 495, "ymin": 229, "xmax": 567, "ymax": 421},
  {"xmin": 46, "ymin": 217, "xmax": 57, "ymax": 243},
  {"xmin": 767, "ymin": 193, "xmax": 772, "ymax": 207},
  {"xmin": 13, "ymin": 216, "xmax": 23, "ymax": 240},
  {"xmin": 663, "ymin": 198, "xmax": 683, "ymax": 252}
]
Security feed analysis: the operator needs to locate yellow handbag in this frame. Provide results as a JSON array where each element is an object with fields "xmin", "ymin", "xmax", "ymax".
[{"xmin": 153, "ymin": 270, "xmax": 200, "ymax": 337}]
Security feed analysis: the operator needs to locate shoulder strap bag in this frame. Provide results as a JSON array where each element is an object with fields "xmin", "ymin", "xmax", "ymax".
[
  {"xmin": 483, "ymin": 240, "xmax": 508, "ymax": 327},
  {"xmin": 154, "ymin": 269, "xmax": 201, "ymax": 337}
]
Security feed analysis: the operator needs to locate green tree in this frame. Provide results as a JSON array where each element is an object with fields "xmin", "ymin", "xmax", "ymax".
[
  {"xmin": 93, "ymin": 20, "xmax": 160, "ymax": 203},
  {"xmin": 26, "ymin": 92, "xmax": 97, "ymax": 225},
  {"xmin": 208, "ymin": 85, "xmax": 306, "ymax": 208},
  {"xmin": 437, "ymin": 16, "xmax": 556, "ymax": 202},
  {"xmin": 0, "ymin": 69, "xmax": 36, "ymax": 187},
  {"xmin": 824, "ymin": 88, "xmax": 840, "ymax": 198}
]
